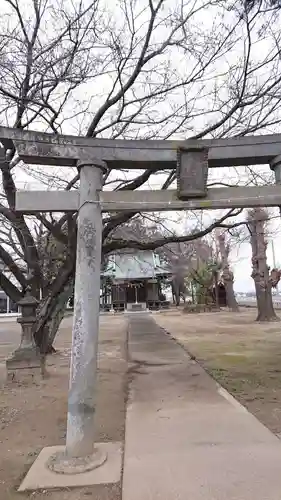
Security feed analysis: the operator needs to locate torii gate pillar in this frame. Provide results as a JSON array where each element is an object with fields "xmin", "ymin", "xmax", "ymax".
[
  {"xmin": 48, "ymin": 160, "xmax": 108, "ymax": 473},
  {"xmin": 270, "ymin": 155, "xmax": 281, "ymax": 216}
]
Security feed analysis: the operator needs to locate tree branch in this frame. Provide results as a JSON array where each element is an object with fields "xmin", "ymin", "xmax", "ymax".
[
  {"xmin": 0, "ymin": 271, "xmax": 22, "ymax": 303},
  {"xmin": 103, "ymin": 210, "xmax": 244, "ymax": 253}
]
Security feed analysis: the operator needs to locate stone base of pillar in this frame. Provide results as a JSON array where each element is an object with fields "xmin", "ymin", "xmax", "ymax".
[
  {"xmin": 47, "ymin": 446, "xmax": 107, "ymax": 474},
  {"xmin": 6, "ymin": 347, "xmax": 42, "ymax": 382},
  {"xmin": 18, "ymin": 442, "xmax": 122, "ymax": 491}
]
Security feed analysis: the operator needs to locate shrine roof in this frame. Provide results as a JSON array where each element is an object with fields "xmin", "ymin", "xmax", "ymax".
[{"xmin": 102, "ymin": 250, "xmax": 171, "ymax": 280}]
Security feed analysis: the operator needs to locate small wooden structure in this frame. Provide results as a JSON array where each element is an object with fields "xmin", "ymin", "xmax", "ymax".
[{"xmin": 101, "ymin": 250, "xmax": 171, "ymax": 312}]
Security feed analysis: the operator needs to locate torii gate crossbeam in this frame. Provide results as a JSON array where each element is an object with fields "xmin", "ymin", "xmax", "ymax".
[
  {"xmin": 15, "ymin": 185, "xmax": 281, "ymax": 213},
  {"xmin": 1, "ymin": 125, "xmax": 281, "ymax": 167}
]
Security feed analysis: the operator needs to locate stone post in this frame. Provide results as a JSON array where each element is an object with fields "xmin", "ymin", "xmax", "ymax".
[
  {"xmin": 270, "ymin": 154, "xmax": 281, "ymax": 216},
  {"xmin": 6, "ymin": 286, "xmax": 41, "ymax": 382},
  {"xmin": 48, "ymin": 160, "xmax": 108, "ymax": 474}
]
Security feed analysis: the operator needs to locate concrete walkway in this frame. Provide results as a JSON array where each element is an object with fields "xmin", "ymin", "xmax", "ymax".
[{"xmin": 122, "ymin": 314, "xmax": 281, "ymax": 500}]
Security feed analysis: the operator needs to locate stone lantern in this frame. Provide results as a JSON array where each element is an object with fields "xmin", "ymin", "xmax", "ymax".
[{"xmin": 6, "ymin": 286, "xmax": 41, "ymax": 382}]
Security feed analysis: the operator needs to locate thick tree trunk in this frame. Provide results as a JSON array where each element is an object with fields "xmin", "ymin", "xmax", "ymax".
[
  {"xmin": 222, "ymin": 268, "xmax": 239, "ymax": 312},
  {"xmin": 34, "ymin": 274, "xmax": 75, "ymax": 353},
  {"xmin": 254, "ymin": 281, "xmax": 277, "ymax": 321},
  {"xmin": 217, "ymin": 233, "xmax": 239, "ymax": 312},
  {"xmin": 248, "ymin": 209, "xmax": 278, "ymax": 322},
  {"xmin": 44, "ymin": 278, "xmax": 74, "ymax": 353},
  {"xmin": 172, "ymin": 279, "xmax": 180, "ymax": 306}
]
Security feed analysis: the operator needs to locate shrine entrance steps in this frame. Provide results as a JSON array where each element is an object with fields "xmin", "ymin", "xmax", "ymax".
[{"xmin": 122, "ymin": 313, "xmax": 281, "ymax": 500}]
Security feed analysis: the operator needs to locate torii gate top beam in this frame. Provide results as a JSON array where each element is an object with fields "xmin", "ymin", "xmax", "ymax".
[{"xmin": 1, "ymin": 126, "xmax": 281, "ymax": 169}]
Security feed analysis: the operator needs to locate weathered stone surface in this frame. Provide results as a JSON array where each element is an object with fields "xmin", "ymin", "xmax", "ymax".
[
  {"xmin": 177, "ymin": 147, "xmax": 208, "ymax": 199},
  {"xmin": 18, "ymin": 442, "xmax": 122, "ymax": 491},
  {"xmin": 16, "ymin": 185, "xmax": 281, "ymax": 214},
  {"xmin": 66, "ymin": 162, "xmax": 105, "ymax": 459},
  {"xmin": 2, "ymin": 125, "xmax": 281, "ymax": 169},
  {"xmin": 6, "ymin": 286, "xmax": 42, "ymax": 382},
  {"xmin": 6, "ymin": 351, "xmax": 42, "ymax": 383},
  {"xmin": 47, "ymin": 446, "xmax": 107, "ymax": 474}
]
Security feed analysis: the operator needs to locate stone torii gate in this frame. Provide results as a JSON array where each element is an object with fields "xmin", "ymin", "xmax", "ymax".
[{"xmin": 1, "ymin": 126, "xmax": 281, "ymax": 483}]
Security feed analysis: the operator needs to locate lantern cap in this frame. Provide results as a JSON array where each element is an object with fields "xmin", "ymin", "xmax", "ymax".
[{"xmin": 18, "ymin": 285, "xmax": 39, "ymax": 306}]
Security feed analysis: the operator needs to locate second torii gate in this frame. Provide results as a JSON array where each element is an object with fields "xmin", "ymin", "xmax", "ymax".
[{"xmin": 1, "ymin": 126, "xmax": 281, "ymax": 476}]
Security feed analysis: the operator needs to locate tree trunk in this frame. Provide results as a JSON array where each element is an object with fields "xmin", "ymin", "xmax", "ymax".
[
  {"xmin": 44, "ymin": 278, "xmax": 74, "ymax": 353},
  {"xmin": 34, "ymin": 272, "xmax": 75, "ymax": 353},
  {"xmin": 217, "ymin": 232, "xmax": 239, "ymax": 312},
  {"xmin": 213, "ymin": 270, "xmax": 220, "ymax": 309},
  {"xmin": 172, "ymin": 279, "xmax": 180, "ymax": 306},
  {"xmin": 248, "ymin": 208, "xmax": 278, "ymax": 322},
  {"xmin": 254, "ymin": 280, "xmax": 277, "ymax": 321},
  {"xmin": 191, "ymin": 283, "xmax": 195, "ymax": 304},
  {"xmin": 222, "ymin": 268, "xmax": 239, "ymax": 312}
]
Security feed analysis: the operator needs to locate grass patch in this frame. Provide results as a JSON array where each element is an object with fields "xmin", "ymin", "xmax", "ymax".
[{"xmin": 156, "ymin": 310, "xmax": 281, "ymax": 434}]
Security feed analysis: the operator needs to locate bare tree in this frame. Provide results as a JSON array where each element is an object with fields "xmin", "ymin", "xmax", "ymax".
[
  {"xmin": 0, "ymin": 0, "xmax": 281, "ymax": 350},
  {"xmin": 164, "ymin": 239, "xmax": 214, "ymax": 305},
  {"xmin": 217, "ymin": 231, "xmax": 240, "ymax": 312},
  {"xmin": 247, "ymin": 208, "xmax": 278, "ymax": 321},
  {"xmin": 245, "ymin": 0, "xmax": 281, "ymax": 12}
]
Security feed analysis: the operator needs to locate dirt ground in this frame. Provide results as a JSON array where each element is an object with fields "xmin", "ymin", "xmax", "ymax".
[
  {"xmin": 155, "ymin": 307, "xmax": 281, "ymax": 436},
  {"xmin": 0, "ymin": 315, "xmax": 128, "ymax": 500},
  {"xmin": 2, "ymin": 308, "xmax": 281, "ymax": 498}
]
